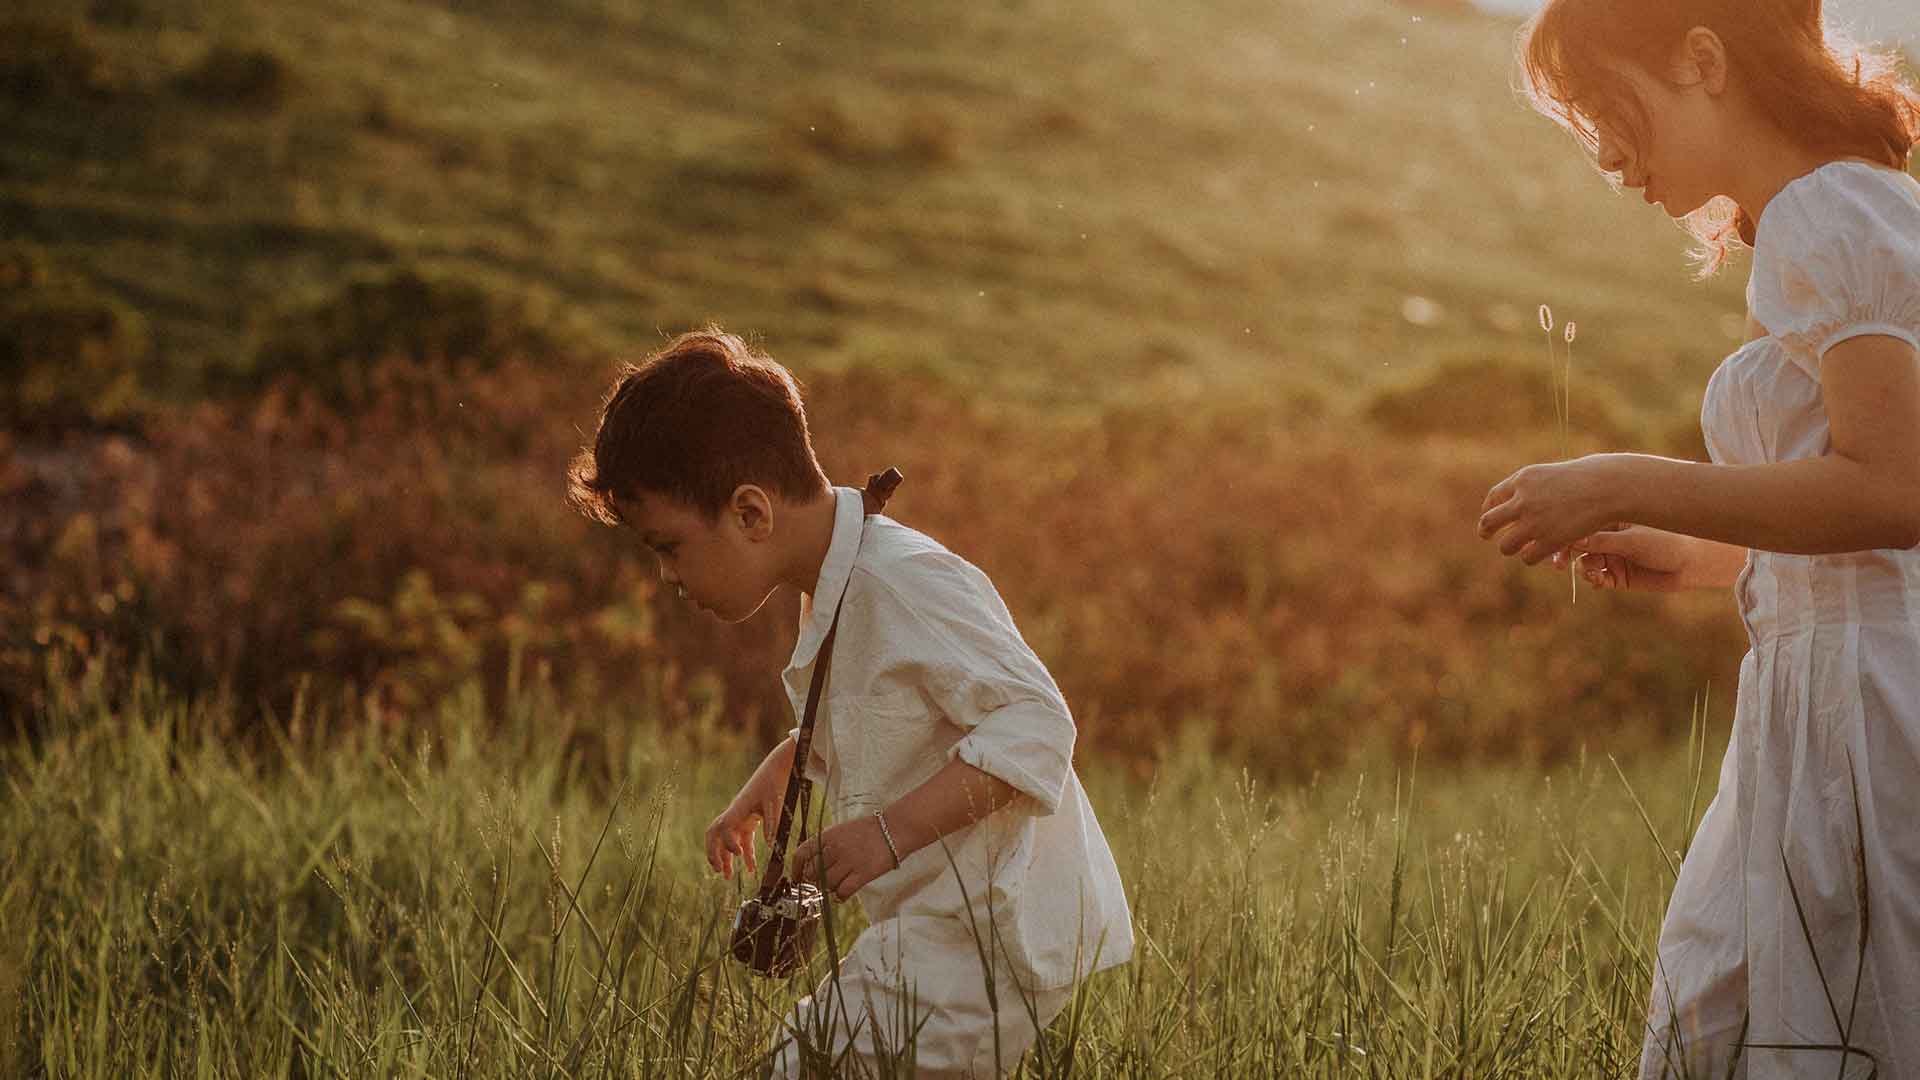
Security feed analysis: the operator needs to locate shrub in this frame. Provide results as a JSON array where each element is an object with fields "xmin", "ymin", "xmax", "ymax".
[
  {"xmin": 898, "ymin": 106, "xmax": 962, "ymax": 164},
  {"xmin": 0, "ymin": 247, "xmax": 52, "ymax": 293},
  {"xmin": 0, "ymin": 18, "xmax": 115, "ymax": 101},
  {"xmin": 243, "ymin": 266, "xmax": 599, "ymax": 406},
  {"xmin": 1365, "ymin": 355, "xmax": 1638, "ymax": 448},
  {"xmin": 779, "ymin": 95, "xmax": 963, "ymax": 167},
  {"xmin": 174, "ymin": 43, "xmax": 290, "ymax": 110},
  {"xmin": 0, "ymin": 432, "xmax": 157, "ymax": 723},
  {"xmin": 0, "ymin": 260, "xmax": 147, "ymax": 429},
  {"xmin": 87, "ymin": 0, "xmax": 165, "ymax": 28},
  {"xmin": 6, "ymin": 359, "xmax": 1746, "ymax": 771}
]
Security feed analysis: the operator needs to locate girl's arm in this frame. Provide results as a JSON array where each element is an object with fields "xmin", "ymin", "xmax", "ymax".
[
  {"xmin": 790, "ymin": 760, "xmax": 1018, "ymax": 902},
  {"xmin": 1482, "ymin": 335, "xmax": 1920, "ymax": 561},
  {"xmin": 1554, "ymin": 526, "xmax": 1750, "ymax": 592}
]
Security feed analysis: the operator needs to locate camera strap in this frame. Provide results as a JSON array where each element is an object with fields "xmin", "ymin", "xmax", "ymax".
[{"xmin": 760, "ymin": 467, "xmax": 903, "ymax": 899}]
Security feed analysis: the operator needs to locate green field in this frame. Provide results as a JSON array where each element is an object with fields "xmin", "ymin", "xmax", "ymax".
[
  {"xmin": 1, "ymin": 676, "xmax": 1720, "ymax": 1077},
  {"xmin": 6, "ymin": 0, "xmax": 1799, "ymax": 751},
  {"xmin": 6, "ymin": 0, "xmax": 1773, "ymax": 419}
]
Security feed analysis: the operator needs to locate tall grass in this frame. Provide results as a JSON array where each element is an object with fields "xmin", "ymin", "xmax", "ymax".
[{"xmin": 3, "ymin": 672, "xmax": 1721, "ymax": 1076}]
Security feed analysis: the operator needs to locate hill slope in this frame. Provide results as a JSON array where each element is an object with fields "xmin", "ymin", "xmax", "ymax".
[
  {"xmin": 14, "ymin": 0, "xmax": 1855, "ymax": 760},
  {"xmin": 3, "ymin": 0, "xmax": 1806, "ymax": 428}
]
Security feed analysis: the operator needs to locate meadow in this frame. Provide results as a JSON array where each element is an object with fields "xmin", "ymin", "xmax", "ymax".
[
  {"xmin": 5, "ymin": 0, "xmax": 1784, "ymax": 760},
  {"xmin": 6, "ymin": 0, "xmax": 1917, "ymax": 1073},
  {"xmin": 1, "ymin": 673, "xmax": 1723, "ymax": 1077}
]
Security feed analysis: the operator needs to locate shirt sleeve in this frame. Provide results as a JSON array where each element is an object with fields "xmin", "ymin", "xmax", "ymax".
[
  {"xmin": 783, "ymin": 724, "xmax": 828, "ymax": 785},
  {"xmin": 1749, "ymin": 166, "xmax": 1920, "ymax": 376},
  {"xmin": 848, "ymin": 550, "xmax": 1077, "ymax": 815}
]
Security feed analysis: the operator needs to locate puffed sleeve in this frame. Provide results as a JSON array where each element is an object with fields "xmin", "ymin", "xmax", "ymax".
[
  {"xmin": 1749, "ymin": 165, "xmax": 1920, "ymax": 377},
  {"xmin": 854, "ymin": 551, "xmax": 1077, "ymax": 815}
]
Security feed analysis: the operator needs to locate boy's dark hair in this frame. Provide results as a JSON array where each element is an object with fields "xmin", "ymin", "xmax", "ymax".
[{"xmin": 568, "ymin": 328, "xmax": 830, "ymax": 524}]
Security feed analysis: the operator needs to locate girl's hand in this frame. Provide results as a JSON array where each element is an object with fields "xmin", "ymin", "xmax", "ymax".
[
  {"xmin": 1553, "ymin": 525, "xmax": 1746, "ymax": 593},
  {"xmin": 1479, "ymin": 456, "xmax": 1626, "ymax": 565},
  {"xmin": 790, "ymin": 817, "xmax": 896, "ymax": 902},
  {"xmin": 704, "ymin": 787, "xmax": 781, "ymax": 881}
]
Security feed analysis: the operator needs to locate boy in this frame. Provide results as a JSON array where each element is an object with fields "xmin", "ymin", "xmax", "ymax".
[{"xmin": 568, "ymin": 327, "xmax": 1132, "ymax": 1078}]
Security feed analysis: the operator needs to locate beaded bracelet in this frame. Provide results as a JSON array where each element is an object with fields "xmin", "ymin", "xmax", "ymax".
[{"xmin": 873, "ymin": 811, "xmax": 903, "ymax": 869}]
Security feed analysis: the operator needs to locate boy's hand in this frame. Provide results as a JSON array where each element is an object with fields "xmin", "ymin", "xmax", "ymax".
[
  {"xmin": 704, "ymin": 789, "xmax": 781, "ymax": 881},
  {"xmin": 791, "ymin": 817, "xmax": 897, "ymax": 902}
]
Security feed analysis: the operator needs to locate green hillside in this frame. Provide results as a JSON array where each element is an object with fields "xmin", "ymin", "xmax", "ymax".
[
  {"xmin": 19, "ymin": 0, "xmax": 1914, "ymax": 754},
  {"xmin": 5, "ymin": 0, "xmax": 1775, "ymax": 424}
]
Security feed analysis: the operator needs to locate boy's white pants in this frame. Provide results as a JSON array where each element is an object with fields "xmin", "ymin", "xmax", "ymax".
[{"xmin": 768, "ymin": 915, "xmax": 1074, "ymax": 1080}]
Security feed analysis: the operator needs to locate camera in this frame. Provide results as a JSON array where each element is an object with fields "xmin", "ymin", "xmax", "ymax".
[{"xmin": 730, "ymin": 881, "xmax": 825, "ymax": 977}]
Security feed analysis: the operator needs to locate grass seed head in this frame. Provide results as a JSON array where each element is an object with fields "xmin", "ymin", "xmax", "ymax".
[
  {"xmin": 1564, "ymin": 321, "xmax": 1578, "ymax": 344},
  {"xmin": 1538, "ymin": 304, "xmax": 1554, "ymax": 332}
]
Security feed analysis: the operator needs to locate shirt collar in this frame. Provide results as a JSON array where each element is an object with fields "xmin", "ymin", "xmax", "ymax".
[{"xmin": 786, "ymin": 486, "xmax": 866, "ymax": 674}]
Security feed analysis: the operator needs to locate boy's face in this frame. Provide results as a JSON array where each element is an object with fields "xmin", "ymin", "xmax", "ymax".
[{"xmin": 617, "ymin": 488, "xmax": 781, "ymax": 624}]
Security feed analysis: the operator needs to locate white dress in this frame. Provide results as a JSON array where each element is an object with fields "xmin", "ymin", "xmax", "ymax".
[{"xmin": 1640, "ymin": 161, "xmax": 1920, "ymax": 1079}]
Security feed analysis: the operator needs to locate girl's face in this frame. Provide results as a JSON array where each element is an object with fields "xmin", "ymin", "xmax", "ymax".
[{"xmin": 1591, "ymin": 44, "xmax": 1732, "ymax": 218}]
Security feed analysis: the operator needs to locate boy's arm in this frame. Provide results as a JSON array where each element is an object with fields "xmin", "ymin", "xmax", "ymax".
[
  {"xmin": 704, "ymin": 735, "xmax": 797, "ymax": 880},
  {"xmin": 791, "ymin": 759, "xmax": 1018, "ymax": 902},
  {"xmin": 884, "ymin": 759, "xmax": 1021, "ymax": 853}
]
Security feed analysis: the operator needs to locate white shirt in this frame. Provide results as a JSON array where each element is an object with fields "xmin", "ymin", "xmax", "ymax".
[{"xmin": 783, "ymin": 487, "xmax": 1133, "ymax": 990}]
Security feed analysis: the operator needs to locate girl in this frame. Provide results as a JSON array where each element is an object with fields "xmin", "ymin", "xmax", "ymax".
[{"xmin": 1480, "ymin": 2, "xmax": 1920, "ymax": 1076}]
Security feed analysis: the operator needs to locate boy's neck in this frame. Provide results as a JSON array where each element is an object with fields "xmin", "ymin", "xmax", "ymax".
[{"xmin": 780, "ymin": 488, "xmax": 842, "ymax": 600}]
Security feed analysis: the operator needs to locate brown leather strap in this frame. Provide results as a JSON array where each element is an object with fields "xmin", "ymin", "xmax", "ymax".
[
  {"xmin": 759, "ymin": 468, "xmax": 902, "ymax": 896},
  {"xmin": 861, "ymin": 467, "xmax": 903, "ymax": 515}
]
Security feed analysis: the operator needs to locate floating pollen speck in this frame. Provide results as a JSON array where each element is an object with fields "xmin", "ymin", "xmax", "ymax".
[
  {"xmin": 1564, "ymin": 321, "xmax": 1578, "ymax": 343},
  {"xmin": 1401, "ymin": 295, "xmax": 1443, "ymax": 327},
  {"xmin": 1538, "ymin": 304, "xmax": 1555, "ymax": 332}
]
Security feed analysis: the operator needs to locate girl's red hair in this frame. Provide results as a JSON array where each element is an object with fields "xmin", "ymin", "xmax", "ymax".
[{"xmin": 1521, "ymin": 0, "xmax": 1920, "ymax": 274}]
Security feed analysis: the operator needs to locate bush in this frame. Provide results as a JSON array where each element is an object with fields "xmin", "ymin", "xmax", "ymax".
[
  {"xmin": 0, "ymin": 256, "xmax": 147, "ymax": 429},
  {"xmin": 1365, "ymin": 355, "xmax": 1638, "ymax": 448},
  {"xmin": 243, "ymin": 266, "xmax": 600, "ymax": 406},
  {"xmin": 30, "ymin": 361, "xmax": 1751, "ymax": 764},
  {"xmin": 0, "ymin": 247, "xmax": 52, "ymax": 293},
  {"xmin": 0, "ymin": 358, "xmax": 686, "ymax": 727},
  {"xmin": 174, "ymin": 43, "xmax": 290, "ymax": 110},
  {"xmin": 0, "ymin": 18, "xmax": 116, "ymax": 101},
  {"xmin": 87, "ymin": 0, "xmax": 162, "ymax": 28},
  {"xmin": 779, "ymin": 95, "xmax": 964, "ymax": 167},
  {"xmin": 5, "ymin": 359, "xmax": 1746, "ymax": 771},
  {"xmin": 0, "ymin": 432, "xmax": 157, "ymax": 722},
  {"xmin": 898, "ymin": 106, "xmax": 962, "ymax": 164}
]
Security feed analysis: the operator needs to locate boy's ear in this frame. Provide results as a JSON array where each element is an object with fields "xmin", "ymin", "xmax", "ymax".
[
  {"xmin": 1677, "ymin": 26, "xmax": 1729, "ymax": 95},
  {"xmin": 730, "ymin": 484, "xmax": 776, "ymax": 540}
]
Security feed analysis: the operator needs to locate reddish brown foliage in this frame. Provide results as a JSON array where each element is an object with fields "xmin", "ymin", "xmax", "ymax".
[{"xmin": 3, "ymin": 360, "xmax": 1746, "ymax": 772}]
